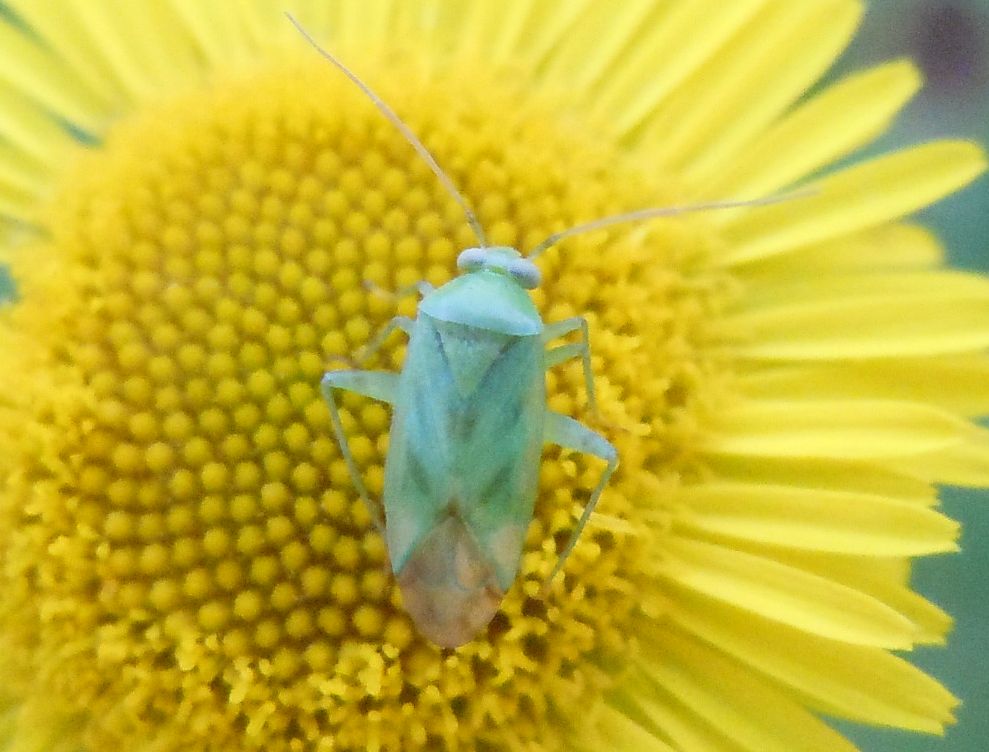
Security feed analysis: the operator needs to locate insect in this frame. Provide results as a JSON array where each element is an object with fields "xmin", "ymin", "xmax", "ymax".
[{"xmin": 289, "ymin": 14, "xmax": 805, "ymax": 647}]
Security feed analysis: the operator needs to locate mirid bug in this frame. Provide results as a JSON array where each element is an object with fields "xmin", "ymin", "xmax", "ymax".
[{"xmin": 289, "ymin": 15, "xmax": 806, "ymax": 648}]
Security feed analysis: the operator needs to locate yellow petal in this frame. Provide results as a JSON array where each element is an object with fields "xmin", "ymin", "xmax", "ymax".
[
  {"xmin": 587, "ymin": 0, "xmax": 765, "ymax": 136},
  {"xmin": 771, "ymin": 549, "xmax": 953, "ymax": 644},
  {"xmin": 489, "ymin": 0, "xmax": 595, "ymax": 69},
  {"xmin": 451, "ymin": 0, "xmax": 541, "ymax": 62},
  {"xmin": 702, "ymin": 400, "xmax": 971, "ymax": 459},
  {"xmin": 535, "ymin": 0, "xmax": 658, "ymax": 92},
  {"xmin": 718, "ymin": 140, "xmax": 987, "ymax": 266},
  {"xmin": 888, "ymin": 437, "xmax": 989, "ymax": 487},
  {"xmin": 0, "ymin": 84, "xmax": 78, "ymax": 168},
  {"xmin": 582, "ymin": 705, "xmax": 677, "ymax": 752},
  {"xmin": 613, "ymin": 679, "xmax": 757, "ymax": 752},
  {"xmin": 0, "ymin": 18, "xmax": 107, "ymax": 131},
  {"xmin": 328, "ymin": 0, "xmax": 395, "ymax": 51},
  {"xmin": 655, "ymin": 537, "xmax": 919, "ymax": 647},
  {"xmin": 681, "ymin": 1, "xmax": 863, "ymax": 177},
  {"xmin": 675, "ymin": 482, "xmax": 957, "ymax": 554},
  {"xmin": 665, "ymin": 593, "xmax": 958, "ymax": 732},
  {"xmin": 697, "ymin": 60, "xmax": 921, "ymax": 196},
  {"xmin": 168, "ymin": 0, "xmax": 256, "ymax": 66},
  {"xmin": 0, "ymin": 187, "xmax": 34, "ymax": 219},
  {"xmin": 736, "ymin": 268, "xmax": 989, "ymax": 308},
  {"xmin": 706, "ymin": 453, "xmax": 937, "ymax": 503},
  {"xmin": 644, "ymin": 0, "xmax": 862, "ymax": 172},
  {"xmin": 6, "ymin": 0, "xmax": 126, "ymax": 107},
  {"xmin": 61, "ymin": 0, "xmax": 203, "ymax": 101},
  {"xmin": 725, "ymin": 275, "xmax": 989, "ymax": 360},
  {"xmin": 637, "ymin": 628, "xmax": 863, "ymax": 752},
  {"xmin": 0, "ymin": 142, "xmax": 50, "ymax": 196},
  {"xmin": 736, "ymin": 224, "xmax": 943, "ymax": 287},
  {"xmin": 741, "ymin": 356, "xmax": 989, "ymax": 415}
]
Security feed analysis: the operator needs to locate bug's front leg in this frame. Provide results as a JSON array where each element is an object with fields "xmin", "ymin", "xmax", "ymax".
[
  {"xmin": 320, "ymin": 370, "xmax": 399, "ymax": 535},
  {"xmin": 329, "ymin": 314, "xmax": 415, "ymax": 369},
  {"xmin": 541, "ymin": 411, "xmax": 618, "ymax": 592},
  {"xmin": 543, "ymin": 316, "xmax": 600, "ymax": 419},
  {"xmin": 322, "ymin": 315, "xmax": 413, "ymax": 530},
  {"xmin": 364, "ymin": 279, "xmax": 435, "ymax": 302}
]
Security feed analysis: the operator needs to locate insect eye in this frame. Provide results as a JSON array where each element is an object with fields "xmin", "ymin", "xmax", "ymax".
[
  {"xmin": 456, "ymin": 247, "xmax": 487, "ymax": 272},
  {"xmin": 506, "ymin": 259, "xmax": 541, "ymax": 289}
]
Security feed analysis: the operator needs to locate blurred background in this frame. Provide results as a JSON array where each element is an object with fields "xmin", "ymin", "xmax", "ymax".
[
  {"xmin": 0, "ymin": 1, "xmax": 985, "ymax": 750},
  {"xmin": 828, "ymin": 2, "xmax": 989, "ymax": 751}
]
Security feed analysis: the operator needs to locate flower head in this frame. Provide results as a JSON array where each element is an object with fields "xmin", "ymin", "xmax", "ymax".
[{"xmin": 0, "ymin": 2, "xmax": 985, "ymax": 751}]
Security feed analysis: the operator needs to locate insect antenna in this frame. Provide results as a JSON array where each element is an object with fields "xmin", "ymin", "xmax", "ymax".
[
  {"xmin": 526, "ymin": 189, "xmax": 815, "ymax": 259},
  {"xmin": 286, "ymin": 12, "xmax": 488, "ymax": 248}
]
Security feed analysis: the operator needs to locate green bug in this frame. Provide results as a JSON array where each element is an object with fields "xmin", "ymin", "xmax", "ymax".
[
  {"xmin": 290, "ymin": 15, "xmax": 804, "ymax": 647},
  {"xmin": 321, "ymin": 249, "xmax": 613, "ymax": 648}
]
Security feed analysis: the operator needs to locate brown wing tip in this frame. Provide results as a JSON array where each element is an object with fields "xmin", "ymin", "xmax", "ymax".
[{"xmin": 396, "ymin": 515, "xmax": 506, "ymax": 648}]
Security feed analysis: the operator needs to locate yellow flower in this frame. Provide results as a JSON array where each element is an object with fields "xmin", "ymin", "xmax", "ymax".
[{"xmin": 0, "ymin": 2, "xmax": 985, "ymax": 751}]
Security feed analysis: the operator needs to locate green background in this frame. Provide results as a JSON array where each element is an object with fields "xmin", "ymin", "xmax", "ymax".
[{"xmin": 831, "ymin": 2, "xmax": 989, "ymax": 751}]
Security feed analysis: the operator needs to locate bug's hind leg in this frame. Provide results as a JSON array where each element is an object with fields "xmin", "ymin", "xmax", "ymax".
[
  {"xmin": 541, "ymin": 411, "xmax": 618, "ymax": 593},
  {"xmin": 543, "ymin": 316, "xmax": 599, "ymax": 419},
  {"xmin": 321, "ymin": 370, "xmax": 399, "ymax": 534}
]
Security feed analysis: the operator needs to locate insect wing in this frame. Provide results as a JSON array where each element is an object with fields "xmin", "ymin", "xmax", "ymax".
[
  {"xmin": 446, "ymin": 321, "xmax": 545, "ymax": 590},
  {"xmin": 382, "ymin": 317, "xmax": 457, "ymax": 568},
  {"xmin": 383, "ymin": 313, "xmax": 544, "ymax": 646}
]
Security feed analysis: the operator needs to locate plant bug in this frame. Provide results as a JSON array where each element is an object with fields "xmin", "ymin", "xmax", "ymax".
[{"xmin": 289, "ymin": 14, "xmax": 808, "ymax": 648}]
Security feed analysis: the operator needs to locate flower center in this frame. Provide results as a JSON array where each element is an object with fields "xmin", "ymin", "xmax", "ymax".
[{"xmin": 0, "ymin": 57, "xmax": 729, "ymax": 751}]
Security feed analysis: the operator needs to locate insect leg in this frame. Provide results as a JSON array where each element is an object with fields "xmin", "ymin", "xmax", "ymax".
[
  {"xmin": 543, "ymin": 316, "xmax": 599, "ymax": 418},
  {"xmin": 364, "ymin": 279, "xmax": 435, "ymax": 301},
  {"xmin": 320, "ymin": 370, "xmax": 399, "ymax": 534},
  {"xmin": 541, "ymin": 411, "xmax": 618, "ymax": 591},
  {"xmin": 353, "ymin": 315, "xmax": 415, "ymax": 366}
]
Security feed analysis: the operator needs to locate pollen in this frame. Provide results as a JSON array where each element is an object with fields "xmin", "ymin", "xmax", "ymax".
[{"xmin": 0, "ymin": 61, "xmax": 722, "ymax": 751}]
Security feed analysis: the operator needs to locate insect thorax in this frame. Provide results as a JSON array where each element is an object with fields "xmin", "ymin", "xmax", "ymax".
[{"xmin": 419, "ymin": 269, "xmax": 543, "ymax": 337}]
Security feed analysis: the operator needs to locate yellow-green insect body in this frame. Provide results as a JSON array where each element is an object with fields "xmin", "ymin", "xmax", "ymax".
[
  {"xmin": 386, "ymin": 264, "xmax": 545, "ymax": 643},
  {"xmin": 322, "ymin": 248, "xmax": 617, "ymax": 647}
]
